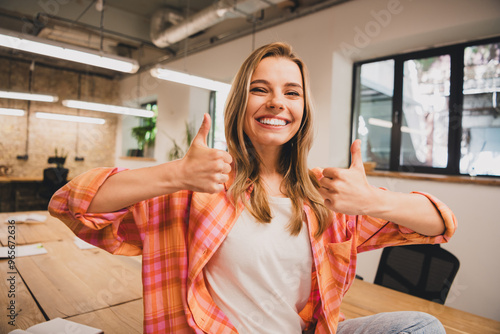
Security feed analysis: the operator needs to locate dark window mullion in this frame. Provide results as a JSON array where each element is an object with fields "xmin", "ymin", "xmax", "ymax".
[
  {"xmin": 448, "ymin": 47, "xmax": 464, "ymax": 175},
  {"xmin": 350, "ymin": 64, "xmax": 361, "ymax": 149},
  {"xmin": 209, "ymin": 91, "xmax": 216, "ymax": 148},
  {"xmin": 390, "ymin": 58, "xmax": 403, "ymax": 171}
]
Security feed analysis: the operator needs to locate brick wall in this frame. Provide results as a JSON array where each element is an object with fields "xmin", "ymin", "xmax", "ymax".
[{"xmin": 0, "ymin": 57, "xmax": 119, "ymax": 179}]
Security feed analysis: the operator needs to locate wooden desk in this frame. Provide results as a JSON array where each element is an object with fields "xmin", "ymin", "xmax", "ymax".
[
  {"xmin": 0, "ymin": 210, "xmax": 143, "ymax": 334},
  {"xmin": 0, "ymin": 261, "xmax": 46, "ymax": 332},
  {"xmin": 341, "ymin": 279, "xmax": 500, "ymax": 334},
  {"xmin": 67, "ymin": 299, "xmax": 143, "ymax": 334},
  {"xmin": 0, "ymin": 211, "xmax": 75, "ymax": 246},
  {"xmin": 0, "ymin": 176, "xmax": 43, "ymax": 183},
  {"xmin": 16, "ymin": 239, "xmax": 143, "ymax": 319}
]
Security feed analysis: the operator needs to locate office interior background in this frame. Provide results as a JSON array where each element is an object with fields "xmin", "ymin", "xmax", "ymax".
[{"xmin": 0, "ymin": 0, "xmax": 499, "ymax": 323}]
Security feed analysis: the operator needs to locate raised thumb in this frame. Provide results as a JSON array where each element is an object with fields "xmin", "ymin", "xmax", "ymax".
[
  {"xmin": 349, "ymin": 139, "xmax": 364, "ymax": 170},
  {"xmin": 193, "ymin": 113, "xmax": 211, "ymax": 146}
]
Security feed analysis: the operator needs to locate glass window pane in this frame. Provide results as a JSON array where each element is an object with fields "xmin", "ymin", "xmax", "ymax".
[
  {"xmin": 122, "ymin": 102, "xmax": 157, "ymax": 158},
  {"xmin": 214, "ymin": 90, "xmax": 228, "ymax": 151},
  {"xmin": 461, "ymin": 42, "xmax": 500, "ymax": 176},
  {"xmin": 401, "ymin": 55, "xmax": 450, "ymax": 168},
  {"xmin": 354, "ymin": 60, "xmax": 394, "ymax": 170}
]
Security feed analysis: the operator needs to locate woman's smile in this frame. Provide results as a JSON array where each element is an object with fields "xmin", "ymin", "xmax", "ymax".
[{"xmin": 256, "ymin": 116, "xmax": 290, "ymax": 128}]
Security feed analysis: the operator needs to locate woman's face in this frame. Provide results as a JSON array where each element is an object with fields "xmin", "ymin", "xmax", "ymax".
[{"xmin": 243, "ymin": 57, "xmax": 304, "ymax": 153}]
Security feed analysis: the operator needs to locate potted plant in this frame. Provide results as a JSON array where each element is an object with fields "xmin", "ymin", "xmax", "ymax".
[
  {"xmin": 167, "ymin": 121, "xmax": 195, "ymax": 160},
  {"xmin": 130, "ymin": 109, "xmax": 157, "ymax": 157}
]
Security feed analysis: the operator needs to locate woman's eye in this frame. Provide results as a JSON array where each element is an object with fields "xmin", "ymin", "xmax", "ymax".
[
  {"xmin": 286, "ymin": 91, "xmax": 300, "ymax": 96},
  {"xmin": 250, "ymin": 87, "xmax": 266, "ymax": 93}
]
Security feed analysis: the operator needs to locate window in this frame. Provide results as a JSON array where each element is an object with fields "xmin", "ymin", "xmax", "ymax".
[
  {"xmin": 213, "ymin": 90, "xmax": 229, "ymax": 151},
  {"xmin": 352, "ymin": 37, "xmax": 500, "ymax": 177}
]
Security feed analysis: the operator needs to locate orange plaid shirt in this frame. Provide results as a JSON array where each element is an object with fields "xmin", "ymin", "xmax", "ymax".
[{"xmin": 48, "ymin": 167, "xmax": 456, "ymax": 333}]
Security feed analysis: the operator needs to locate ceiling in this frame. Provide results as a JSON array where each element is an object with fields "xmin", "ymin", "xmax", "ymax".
[{"xmin": 0, "ymin": 0, "xmax": 349, "ymax": 79}]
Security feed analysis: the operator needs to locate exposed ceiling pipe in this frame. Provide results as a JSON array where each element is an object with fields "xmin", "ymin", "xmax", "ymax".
[{"xmin": 151, "ymin": 0, "xmax": 283, "ymax": 48}]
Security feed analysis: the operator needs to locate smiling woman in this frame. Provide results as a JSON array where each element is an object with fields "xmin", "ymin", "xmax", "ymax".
[
  {"xmin": 223, "ymin": 43, "xmax": 329, "ymax": 237},
  {"xmin": 48, "ymin": 42, "xmax": 456, "ymax": 334}
]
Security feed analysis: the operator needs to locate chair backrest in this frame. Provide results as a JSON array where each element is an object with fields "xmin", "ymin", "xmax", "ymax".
[
  {"xmin": 374, "ymin": 244, "xmax": 460, "ymax": 304},
  {"xmin": 39, "ymin": 167, "xmax": 69, "ymax": 200}
]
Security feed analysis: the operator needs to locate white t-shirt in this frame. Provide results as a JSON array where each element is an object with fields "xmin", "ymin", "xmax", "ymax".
[{"xmin": 204, "ymin": 196, "xmax": 313, "ymax": 333}]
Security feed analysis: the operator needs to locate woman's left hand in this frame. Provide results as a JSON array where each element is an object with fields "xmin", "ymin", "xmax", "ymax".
[{"xmin": 318, "ymin": 139, "xmax": 375, "ymax": 215}]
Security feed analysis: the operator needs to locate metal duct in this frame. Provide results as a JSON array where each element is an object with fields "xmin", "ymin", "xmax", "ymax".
[
  {"xmin": 150, "ymin": 8, "xmax": 185, "ymax": 47},
  {"xmin": 150, "ymin": 0, "xmax": 282, "ymax": 48}
]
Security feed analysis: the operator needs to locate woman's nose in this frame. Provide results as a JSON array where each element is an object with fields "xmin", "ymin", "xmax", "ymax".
[{"xmin": 267, "ymin": 95, "xmax": 284, "ymax": 110}]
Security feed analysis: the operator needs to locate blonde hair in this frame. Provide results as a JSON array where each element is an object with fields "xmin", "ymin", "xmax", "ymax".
[{"xmin": 224, "ymin": 42, "xmax": 330, "ymax": 238}]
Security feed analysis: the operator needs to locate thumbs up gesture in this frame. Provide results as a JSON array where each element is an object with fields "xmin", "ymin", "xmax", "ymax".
[
  {"xmin": 318, "ymin": 139, "xmax": 374, "ymax": 215},
  {"xmin": 179, "ymin": 113, "xmax": 233, "ymax": 193}
]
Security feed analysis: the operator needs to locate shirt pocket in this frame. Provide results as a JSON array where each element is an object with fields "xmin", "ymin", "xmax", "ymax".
[{"xmin": 325, "ymin": 239, "xmax": 353, "ymax": 293}]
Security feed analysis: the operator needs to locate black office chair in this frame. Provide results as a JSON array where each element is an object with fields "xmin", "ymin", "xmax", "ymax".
[
  {"xmin": 39, "ymin": 167, "xmax": 69, "ymax": 201},
  {"xmin": 374, "ymin": 244, "xmax": 459, "ymax": 304}
]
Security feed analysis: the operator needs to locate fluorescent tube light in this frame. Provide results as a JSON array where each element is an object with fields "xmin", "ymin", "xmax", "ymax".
[
  {"xmin": 36, "ymin": 112, "xmax": 105, "ymax": 124},
  {"xmin": 0, "ymin": 90, "xmax": 58, "ymax": 102},
  {"xmin": 150, "ymin": 67, "xmax": 231, "ymax": 92},
  {"xmin": 62, "ymin": 100, "xmax": 154, "ymax": 118},
  {"xmin": 368, "ymin": 117, "xmax": 425, "ymax": 136},
  {"xmin": 0, "ymin": 28, "xmax": 139, "ymax": 73},
  {"xmin": 0, "ymin": 108, "xmax": 25, "ymax": 116},
  {"xmin": 368, "ymin": 118, "xmax": 392, "ymax": 128}
]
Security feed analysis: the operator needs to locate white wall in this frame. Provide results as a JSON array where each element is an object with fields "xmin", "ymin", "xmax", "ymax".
[{"xmin": 118, "ymin": 0, "xmax": 500, "ymax": 321}]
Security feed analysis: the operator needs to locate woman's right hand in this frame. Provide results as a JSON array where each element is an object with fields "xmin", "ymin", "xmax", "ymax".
[{"xmin": 178, "ymin": 113, "xmax": 233, "ymax": 193}]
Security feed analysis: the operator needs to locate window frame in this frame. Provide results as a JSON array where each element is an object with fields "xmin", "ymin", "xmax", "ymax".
[{"xmin": 350, "ymin": 35, "xmax": 500, "ymax": 177}]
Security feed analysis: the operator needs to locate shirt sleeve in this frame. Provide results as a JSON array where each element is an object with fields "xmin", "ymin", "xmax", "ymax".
[
  {"xmin": 48, "ymin": 167, "xmax": 145, "ymax": 256},
  {"xmin": 354, "ymin": 191, "xmax": 457, "ymax": 253}
]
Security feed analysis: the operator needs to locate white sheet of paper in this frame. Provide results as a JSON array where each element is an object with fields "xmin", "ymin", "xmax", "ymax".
[
  {"xmin": 9, "ymin": 317, "xmax": 103, "ymax": 334},
  {"xmin": 5, "ymin": 214, "xmax": 47, "ymax": 223},
  {"xmin": 73, "ymin": 236, "xmax": 96, "ymax": 250},
  {"xmin": 0, "ymin": 243, "xmax": 48, "ymax": 259}
]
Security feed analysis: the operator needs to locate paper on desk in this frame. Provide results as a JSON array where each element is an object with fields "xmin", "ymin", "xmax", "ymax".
[
  {"xmin": 73, "ymin": 236, "xmax": 96, "ymax": 250},
  {"xmin": 8, "ymin": 317, "xmax": 103, "ymax": 334},
  {"xmin": 0, "ymin": 243, "xmax": 48, "ymax": 259},
  {"xmin": 5, "ymin": 213, "xmax": 47, "ymax": 223}
]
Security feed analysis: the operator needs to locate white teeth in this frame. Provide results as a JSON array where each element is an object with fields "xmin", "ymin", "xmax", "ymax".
[{"xmin": 258, "ymin": 118, "xmax": 287, "ymax": 126}]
